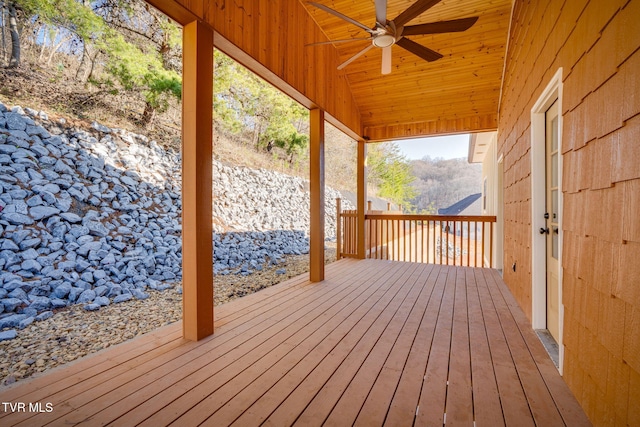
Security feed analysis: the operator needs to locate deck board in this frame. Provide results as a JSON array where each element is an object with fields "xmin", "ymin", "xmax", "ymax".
[
  {"xmin": 383, "ymin": 266, "xmax": 448, "ymax": 425},
  {"xmin": 465, "ymin": 268, "xmax": 505, "ymax": 427},
  {"xmin": 414, "ymin": 264, "xmax": 457, "ymax": 426},
  {"xmin": 228, "ymin": 261, "xmax": 414, "ymax": 426},
  {"xmin": 351, "ymin": 264, "xmax": 439, "ymax": 426},
  {"xmin": 0, "ymin": 259, "xmax": 590, "ymax": 426}
]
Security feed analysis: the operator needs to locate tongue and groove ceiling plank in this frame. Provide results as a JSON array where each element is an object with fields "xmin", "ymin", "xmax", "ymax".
[{"xmin": 146, "ymin": 0, "xmax": 511, "ymax": 141}]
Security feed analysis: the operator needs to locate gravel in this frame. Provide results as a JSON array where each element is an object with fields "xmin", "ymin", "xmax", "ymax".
[{"xmin": 0, "ymin": 249, "xmax": 336, "ymax": 387}]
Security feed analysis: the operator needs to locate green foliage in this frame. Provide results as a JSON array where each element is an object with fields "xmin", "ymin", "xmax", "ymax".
[
  {"xmin": 274, "ymin": 132, "xmax": 309, "ymax": 163},
  {"xmin": 16, "ymin": 0, "xmax": 106, "ymax": 41},
  {"xmin": 367, "ymin": 143, "xmax": 417, "ymax": 210},
  {"xmin": 101, "ymin": 30, "xmax": 181, "ymax": 112},
  {"xmin": 214, "ymin": 50, "xmax": 309, "ymax": 163},
  {"xmin": 15, "ymin": 0, "xmax": 181, "ymax": 117}
]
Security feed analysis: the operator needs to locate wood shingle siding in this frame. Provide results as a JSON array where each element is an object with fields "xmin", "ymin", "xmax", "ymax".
[{"xmin": 498, "ymin": 0, "xmax": 640, "ymax": 424}]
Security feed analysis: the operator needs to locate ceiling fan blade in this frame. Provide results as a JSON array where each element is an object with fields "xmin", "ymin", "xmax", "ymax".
[
  {"xmin": 402, "ymin": 17, "xmax": 479, "ymax": 36},
  {"xmin": 396, "ymin": 37, "xmax": 443, "ymax": 62},
  {"xmin": 306, "ymin": 37, "xmax": 372, "ymax": 46},
  {"xmin": 381, "ymin": 46, "xmax": 392, "ymax": 74},
  {"xmin": 337, "ymin": 44, "xmax": 374, "ymax": 70},
  {"xmin": 393, "ymin": 0, "xmax": 442, "ymax": 27},
  {"xmin": 375, "ymin": 0, "xmax": 387, "ymax": 24},
  {"xmin": 308, "ymin": 2, "xmax": 373, "ymax": 33}
]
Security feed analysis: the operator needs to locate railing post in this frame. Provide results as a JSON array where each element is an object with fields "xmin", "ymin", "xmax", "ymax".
[
  {"xmin": 336, "ymin": 198, "xmax": 342, "ymax": 260},
  {"xmin": 367, "ymin": 200, "xmax": 372, "ymax": 211}
]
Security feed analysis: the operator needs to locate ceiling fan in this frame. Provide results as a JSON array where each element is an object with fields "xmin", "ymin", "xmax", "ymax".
[{"xmin": 308, "ymin": 0, "xmax": 479, "ymax": 74}]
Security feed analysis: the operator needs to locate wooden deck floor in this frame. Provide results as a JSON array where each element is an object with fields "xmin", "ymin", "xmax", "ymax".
[{"xmin": 0, "ymin": 259, "xmax": 590, "ymax": 426}]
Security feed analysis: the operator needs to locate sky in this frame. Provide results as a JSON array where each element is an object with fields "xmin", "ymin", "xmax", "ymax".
[{"xmin": 393, "ymin": 134, "xmax": 471, "ymax": 160}]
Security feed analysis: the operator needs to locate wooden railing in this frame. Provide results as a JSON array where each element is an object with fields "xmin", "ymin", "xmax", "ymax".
[
  {"xmin": 336, "ymin": 199, "xmax": 497, "ymax": 267},
  {"xmin": 336, "ymin": 199, "xmax": 359, "ymax": 259}
]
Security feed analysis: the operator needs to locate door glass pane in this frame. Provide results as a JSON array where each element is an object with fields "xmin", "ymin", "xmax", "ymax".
[
  {"xmin": 551, "ymin": 153, "xmax": 558, "ymax": 187},
  {"xmin": 552, "ymin": 189, "xmax": 558, "ymax": 221},
  {"xmin": 551, "ymin": 116, "xmax": 558, "ymax": 151},
  {"xmin": 552, "ymin": 232, "xmax": 559, "ymax": 259}
]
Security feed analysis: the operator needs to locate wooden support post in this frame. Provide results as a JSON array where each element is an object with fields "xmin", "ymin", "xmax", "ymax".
[
  {"xmin": 181, "ymin": 20, "xmax": 214, "ymax": 341},
  {"xmin": 357, "ymin": 140, "xmax": 367, "ymax": 259},
  {"xmin": 310, "ymin": 108, "xmax": 325, "ymax": 282}
]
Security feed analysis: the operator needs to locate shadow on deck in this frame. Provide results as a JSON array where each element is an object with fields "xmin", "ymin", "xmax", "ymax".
[{"xmin": 0, "ymin": 259, "xmax": 590, "ymax": 426}]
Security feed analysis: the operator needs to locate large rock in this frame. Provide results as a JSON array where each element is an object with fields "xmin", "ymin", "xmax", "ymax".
[
  {"xmin": 0, "ymin": 329, "xmax": 17, "ymax": 341},
  {"xmin": 30, "ymin": 206, "xmax": 61, "ymax": 220},
  {"xmin": 29, "ymin": 296, "xmax": 51, "ymax": 311},
  {"xmin": 2, "ymin": 213, "xmax": 34, "ymax": 225},
  {"xmin": 0, "ymin": 99, "xmax": 356, "ymax": 338},
  {"xmin": 76, "ymin": 289, "xmax": 96, "ymax": 304},
  {"xmin": 5, "ymin": 113, "xmax": 27, "ymax": 131},
  {"xmin": 0, "ymin": 314, "xmax": 26, "ymax": 329}
]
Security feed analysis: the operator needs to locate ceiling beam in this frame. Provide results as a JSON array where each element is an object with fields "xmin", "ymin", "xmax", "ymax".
[{"xmin": 364, "ymin": 113, "xmax": 498, "ymax": 142}]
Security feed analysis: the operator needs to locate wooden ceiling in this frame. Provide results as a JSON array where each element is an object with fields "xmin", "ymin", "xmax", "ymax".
[
  {"xmin": 146, "ymin": 0, "xmax": 512, "ymax": 142},
  {"xmin": 303, "ymin": 0, "xmax": 511, "ymax": 141}
]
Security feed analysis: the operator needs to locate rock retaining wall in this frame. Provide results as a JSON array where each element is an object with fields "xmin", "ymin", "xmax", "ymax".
[{"xmin": 0, "ymin": 100, "xmax": 354, "ymax": 335}]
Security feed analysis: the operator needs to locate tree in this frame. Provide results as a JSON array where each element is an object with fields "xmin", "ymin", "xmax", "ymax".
[
  {"xmin": 367, "ymin": 142, "xmax": 417, "ymax": 210},
  {"xmin": 102, "ymin": 30, "xmax": 181, "ymax": 125},
  {"xmin": 7, "ymin": 1, "xmax": 19, "ymax": 67},
  {"xmin": 12, "ymin": 0, "xmax": 181, "ymax": 125},
  {"xmin": 213, "ymin": 49, "xmax": 309, "ymax": 164},
  {"xmin": 275, "ymin": 132, "xmax": 308, "ymax": 164}
]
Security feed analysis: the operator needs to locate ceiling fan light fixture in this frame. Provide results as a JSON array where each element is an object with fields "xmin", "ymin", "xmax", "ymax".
[{"xmin": 372, "ymin": 34, "xmax": 395, "ymax": 48}]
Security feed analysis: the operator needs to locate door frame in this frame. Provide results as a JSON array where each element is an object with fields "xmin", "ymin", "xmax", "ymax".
[{"xmin": 530, "ymin": 68, "xmax": 564, "ymax": 373}]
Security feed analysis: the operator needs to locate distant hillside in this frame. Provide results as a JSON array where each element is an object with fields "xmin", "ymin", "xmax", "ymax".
[{"xmin": 409, "ymin": 157, "xmax": 482, "ymax": 213}]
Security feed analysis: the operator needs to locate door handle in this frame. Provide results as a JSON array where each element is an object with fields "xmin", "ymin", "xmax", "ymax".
[{"xmin": 539, "ymin": 227, "xmax": 550, "ymax": 235}]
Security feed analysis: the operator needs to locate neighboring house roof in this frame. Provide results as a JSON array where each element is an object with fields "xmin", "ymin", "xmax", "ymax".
[{"xmin": 438, "ymin": 193, "xmax": 482, "ymax": 215}]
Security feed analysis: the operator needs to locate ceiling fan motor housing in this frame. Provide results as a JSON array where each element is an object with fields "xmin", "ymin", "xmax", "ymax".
[{"xmin": 372, "ymin": 33, "xmax": 396, "ymax": 48}]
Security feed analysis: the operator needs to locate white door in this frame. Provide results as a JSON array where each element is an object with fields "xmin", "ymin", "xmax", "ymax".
[{"xmin": 544, "ymin": 101, "xmax": 560, "ymax": 342}]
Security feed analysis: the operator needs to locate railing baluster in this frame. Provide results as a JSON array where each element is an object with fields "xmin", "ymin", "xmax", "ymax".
[
  {"xmin": 409, "ymin": 221, "xmax": 412, "ymax": 262},
  {"xmin": 482, "ymin": 221, "xmax": 486, "ymax": 268},
  {"xmin": 416, "ymin": 221, "xmax": 419, "ymax": 263},
  {"xmin": 474, "ymin": 221, "xmax": 478, "ymax": 267},
  {"xmin": 384, "ymin": 219, "xmax": 387, "ymax": 260},
  {"xmin": 453, "ymin": 220, "xmax": 457, "ymax": 266},
  {"xmin": 375, "ymin": 219, "xmax": 379, "ymax": 259},
  {"xmin": 391, "ymin": 218, "xmax": 395, "ymax": 260},
  {"xmin": 439, "ymin": 221, "xmax": 442, "ymax": 265},
  {"xmin": 375, "ymin": 218, "xmax": 379, "ymax": 259},
  {"xmin": 403, "ymin": 220, "xmax": 406, "ymax": 262},
  {"xmin": 466, "ymin": 221, "xmax": 470, "ymax": 266},
  {"xmin": 425, "ymin": 221, "xmax": 428, "ymax": 263},
  {"xmin": 490, "ymin": 220, "xmax": 494, "ymax": 268},
  {"xmin": 356, "ymin": 214, "xmax": 495, "ymax": 265}
]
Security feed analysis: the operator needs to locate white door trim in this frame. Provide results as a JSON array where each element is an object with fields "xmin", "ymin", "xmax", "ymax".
[{"xmin": 530, "ymin": 67, "xmax": 564, "ymax": 374}]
